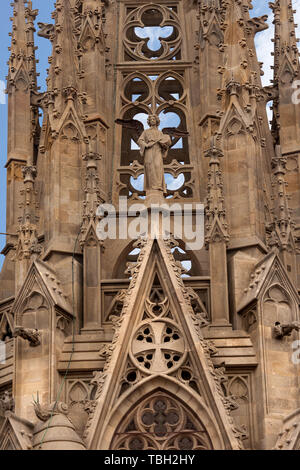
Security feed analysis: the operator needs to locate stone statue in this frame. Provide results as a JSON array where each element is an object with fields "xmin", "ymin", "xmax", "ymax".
[
  {"xmin": 137, "ymin": 115, "xmax": 171, "ymax": 194},
  {"xmin": 115, "ymin": 115, "xmax": 189, "ymax": 195}
]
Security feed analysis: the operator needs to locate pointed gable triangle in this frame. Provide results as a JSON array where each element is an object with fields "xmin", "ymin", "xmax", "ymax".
[
  {"xmin": 11, "ymin": 260, "xmax": 72, "ymax": 322},
  {"xmin": 206, "ymin": 13, "xmax": 223, "ymax": 46},
  {"xmin": 57, "ymin": 101, "xmax": 86, "ymax": 142},
  {"xmin": 84, "ymin": 237, "xmax": 242, "ymax": 450},
  {"xmin": 277, "ymin": 52, "xmax": 297, "ymax": 84},
  {"xmin": 0, "ymin": 413, "xmax": 34, "ymax": 450},
  {"xmin": 13, "ymin": 60, "xmax": 30, "ymax": 91},
  {"xmin": 80, "ymin": 220, "xmax": 101, "ymax": 247},
  {"xmin": 238, "ymin": 252, "xmax": 299, "ymax": 313},
  {"xmin": 79, "ymin": 16, "xmax": 106, "ymax": 52}
]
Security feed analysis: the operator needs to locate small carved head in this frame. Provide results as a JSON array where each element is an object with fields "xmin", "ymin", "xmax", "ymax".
[{"xmin": 147, "ymin": 114, "xmax": 160, "ymax": 128}]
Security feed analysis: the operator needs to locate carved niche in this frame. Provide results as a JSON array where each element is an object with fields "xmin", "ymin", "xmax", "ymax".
[
  {"xmin": 17, "ymin": 291, "xmax": 49, "ymax": 330},
  {"xmin": 263, "ymin": 284, "xmax": 293, "ymax": 328},
  {"xmin": 65, "ymin": 379, "xmax": 92, "ymax": 437},
  {"xmin": 225, "ymin": 375, "xmax": 253, "ymax": 449}
]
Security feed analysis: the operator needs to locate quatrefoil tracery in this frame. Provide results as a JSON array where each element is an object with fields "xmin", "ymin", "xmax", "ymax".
[{"xmin": 123, "ymin": 5, "xmax": 182, "ymax": 62}]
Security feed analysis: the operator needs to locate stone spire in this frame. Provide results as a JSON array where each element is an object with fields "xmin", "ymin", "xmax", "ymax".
[
  {"xmin": 76, "ymin": 0, "xmax": 108, "ymax": 117},
  {"xmin": 196, "ymin": 0, "xmax": 224, "ymax": 153},
  {"xmin": 216, "ymin": 0, "xmax": 267, "ymax": 247},
  {"xmin": 7, "ymin": 0, "xmax": 39, "ymax": 165},
  {"xmin": 271, "ymin": 0, "xmax": 300, "ymax": 88},
  {"xmin": 269, "ymin": 0, "xmax": 300, "ymax": 232},
  {"xmin": 43, "ymin": 0, "xmax": 84, "ymax": 137},
  {"xmin": 270, "ymin": 0, "xmax": 300, "ymax": 146},
  {"xmin": 219, "ymin": 0, "xmax": 260, "ymax": 117},
  {"xmin": 74, "ymin": 0, "xmax": 110, "ymax": 201},
  {"xmin": 7, "ymin": 0, "xmax": 39, "ymax": 163},
  {"xmin": 266, "ymin": 145, "xmax": 296, "ymax": 255},
  {"xmin": 6, "ymin": 0, "xmax": 40, "ymax": 261}
]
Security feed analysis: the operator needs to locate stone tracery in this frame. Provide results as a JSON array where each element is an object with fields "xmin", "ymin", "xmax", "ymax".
[{"xmin": 110, "ymin": 392, "xmax": 212, "ymax": 450}]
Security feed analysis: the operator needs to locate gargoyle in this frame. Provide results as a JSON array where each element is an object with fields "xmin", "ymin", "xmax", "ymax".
[
  {"xmin": 234, "ymin": 424, "xmax": 249, "ymax": 441},
  {"xmin": 247, "ymin": 15, "xmax": 269, "ymax": 34},
  {"xmin": 38, "ymin": 22, "xmax": 55, "ymax": 39},
  {"xmin": 263, "ymin": 85, "xmax": 279, "ymax": 103},
  {"xmin": 13, "ymin": 327, "xmax": 41, "ymax": 347},
  {"xmin": 31, "ymin": 91, "xmax": 46, "ymax": 109},
  {"xmin": 274, "ymin": 321, "xmax": 300, "ymax": 339}
]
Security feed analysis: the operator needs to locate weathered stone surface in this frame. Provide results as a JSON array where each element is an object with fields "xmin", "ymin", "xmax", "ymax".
[{"xmin": 0, "ymin": 0, "xmax": 299, "ymax": 451}]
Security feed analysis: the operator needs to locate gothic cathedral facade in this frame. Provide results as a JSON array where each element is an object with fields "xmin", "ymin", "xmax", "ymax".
[{"xmin": 0, "ymin": 0, "xmax": 300, "ymax": 450}]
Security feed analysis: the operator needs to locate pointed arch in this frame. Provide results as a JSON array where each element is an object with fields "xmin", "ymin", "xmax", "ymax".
[
  {"xmin": 84, "ymin": 238, "xmax": 241, "ymax": 450},
  {"xmin": 100, "ymin": 376, "xmax": 224, "ymax": 450}
]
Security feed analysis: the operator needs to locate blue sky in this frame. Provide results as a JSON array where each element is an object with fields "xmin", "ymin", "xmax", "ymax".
[{"xmin": 0, "ymin": 0, "xmax": 299, "ymax": 268}]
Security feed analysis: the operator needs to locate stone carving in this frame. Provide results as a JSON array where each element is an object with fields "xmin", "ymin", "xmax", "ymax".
[
  {"xmin": 173, "ymin": 359, "xmax": 200, "ymax": 394},
  {"xmin": 247, "ymin": 15, "xmax": 269, "ymax": 34},
  {"xmin": 130, "ymin": 320, "xmax": 186, "ymax": 374},
  {"xmin": 274, "ymin": 409, "xmax": 300, "ymax": 450},
  {"xmin": 274, "ymin": 321, "xmax": 300, "ymax": 339},
  {"xmin": 226, "ymin": 375, "xmax": 251, "ymax": 447},
  {"xmin": 118, "ymin": 359, "xmax": 144, "ymax": 398},
  {"xmin": 116, "ymin": 115, "xmax": 188, "ymax": 195},
  {"xmin": 0, "ymin": 391, "xmax": 15, "ymax": 414},
  {"xmin": 144, "ymin": 296, "xmax": 169, "ymax": 319},
  {"xmin": 33, "ymin": 396, "xmax": 69, "ymax": 422},
  {"xmin": 2, "ymin": 0, "xmax": 300, "ymax": 452},
  {"xmin": 99, "ymin": 343, "xmax": 114, "ymax": 359},
  {"xmin": 123, "ymin": 5, "xmax": 182, "ymax": 61},
  {"xmin": 111, "ymin": 393, "xmax": 212, "ymax": 450},
  {"xmin": 38, "ymin": 22, "xmax": 55, "ymax": 39},
  {"xmin": 89, "ymin": 371, "xmax": 107, "ymax": 401},
  {"xmin": 137, "ymin": 115, "xmax": 171, "ymax": 194},
  {"xmin": 13, "ymin": 326, "xmax": 41, "ymax": 347}
]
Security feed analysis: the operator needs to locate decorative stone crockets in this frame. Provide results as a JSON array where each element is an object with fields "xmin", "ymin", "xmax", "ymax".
[
  {"xmin": 83, "ymin": 236, "xmax": 242, "ymax": 450},
  {"xmin": 274, "ymin": 409, "xmax": 300, "ymax": 450}
]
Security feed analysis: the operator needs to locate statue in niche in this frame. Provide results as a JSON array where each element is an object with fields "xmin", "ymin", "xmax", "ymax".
[
  {"xmin": 115, "ymin": 114, "xmax": 189, "ymax": 194},
  {"xmin": 137, "ymin": 115, "xmax": 171, "ymax": 194}
]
